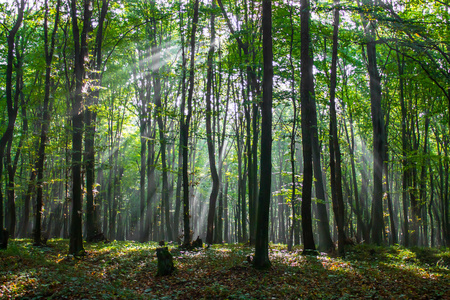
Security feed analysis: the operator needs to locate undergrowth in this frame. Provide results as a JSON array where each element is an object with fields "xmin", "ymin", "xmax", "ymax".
[{"xmin": 1, "ymin": 239, "xmax": 449, "ymax": 299}]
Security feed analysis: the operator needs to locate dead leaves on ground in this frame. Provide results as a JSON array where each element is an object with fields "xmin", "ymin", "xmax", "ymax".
[{"xmin": 0, "ymin": 240, "xmax": 449, "ymax": 299}]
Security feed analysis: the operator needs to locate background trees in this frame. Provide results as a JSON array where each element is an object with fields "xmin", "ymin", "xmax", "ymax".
[{"xmin": 0, "ymin": 0, "xmax": 449, "ymax": 252}]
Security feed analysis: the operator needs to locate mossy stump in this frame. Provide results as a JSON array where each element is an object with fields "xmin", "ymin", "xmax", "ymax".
[{"xmin": 156, "ymin": 247, "xmax": 175, "ymax": 276}]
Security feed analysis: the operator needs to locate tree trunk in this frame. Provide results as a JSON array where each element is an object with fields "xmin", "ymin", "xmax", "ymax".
[
  {"xmin": 147, "ymin": 138, "xmax": 157, "ymax": 240},
  {"xmin": 69, "ymin": 0, "xmax": 91, "ymax": 256},
  {"xmin": 300, "ymin": 0, "xmax": 316, "ymax": 253},
  {"xmin": 85, "ymin": 0, "xmax": 108, "ymax": 242},
  {"xmin": 0, "ymin": 0, "xmax": 24, "ymax": 249},
  {"xmin": 287, "ymin": 3, "xmax": 297, "ymax": 251},
  {"xmin": 6, "ymin": 127, "xmax": 20, "ymax": 238},
  {"xmin": 34, "ymin": 0, "xmax": 61, "ymax": 246},
  {"xmin": 397, "ymin": 50, "xmax": 410, "ymax": 247},
  {"xmin": 205, "ymin": 0, "xmax": 220, "ymax": 245},
  {"xmin": 419, "ymin": 110, "xmax": 430, "ymax": 246},
  {"xmin": 181, "ymin": 0, "xmax": 199, "ymax": 246},
  {"xmin": 174, "ymin": 130, "xmax": 182, "ymax": 240},
  {"xmin": 249, "ymin": 104, "xmax": 259, "ymax": 246},
  {"xmin": 328, "ymin": 0, "xmax": 345, "ymax": 256},
  {"xmin": 277, "ymin": 142, "xmax": 286, "ymax": 244},
  {"xmin": 364, "ymin": 1, "xmax": 385, "ymax": 245},
  {"xmin": 254, "ymin": 0, "xmax": 273, "ymax": 269},
  {"xmin": 139, "ymin": 103, "xmax": 147, "ymax": 241},
  {"xmin": 16, "ymin": 83, "xmax": 32, "ymax": 238},
  {"xmin": 152, "ymin": 28, "xmax": 173, "ymax": 242},
  {"xmin": 224, "ymin": 176, "xmax": 229, "ymax": 243}
]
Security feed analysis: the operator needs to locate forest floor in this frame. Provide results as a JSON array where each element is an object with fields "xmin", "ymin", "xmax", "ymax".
[{"xmin": 0, "ymin": 239, "xmax": 449, "ymax": 299}]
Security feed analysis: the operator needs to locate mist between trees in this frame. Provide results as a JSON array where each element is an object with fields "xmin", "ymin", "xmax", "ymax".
[{"xmin": 0, "ymin": 0, "xmax": 449, "ymax": 259}]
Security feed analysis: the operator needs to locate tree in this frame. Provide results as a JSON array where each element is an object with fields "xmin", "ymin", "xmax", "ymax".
[
  {"xmin": 360, "ymin": 0, "xmax": 385, "ymax": 245},
  {"xmin": 328, "ymin": 0, "xmax": 346, "ymax": 256},
  {"xmin": 0, "ymin": 0, "xmax": 24, "ymax": 249},
  {"xmin": 180, "ymin": 0, "xmax": 199, "ymax": 246},
  {"xmin": 205, "ymin": 0, "xmax": 220, "ymax": 245},
  {"xmin": 300, "ymin": 0, "xmax": 316, "ymax": 253},
  {"xmin": 69, "ymin": 0, "xmax": 92, "ymax": 255},
  {"xmin": 85, "ymin": 0, "xmax": 109, "ymax": 242},
  {"xmin": 152, "ymin": 19, "xmax": 173, "ymax": 242},
  {"xmin": 253, "ymin": 0, "xmax": 273, "ymax": 269},
  {"xmin": 34, "ymin": 0, "xmax": 61, "ymax": 246}
]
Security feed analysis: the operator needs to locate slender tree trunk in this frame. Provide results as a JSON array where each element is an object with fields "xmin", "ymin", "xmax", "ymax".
[
  {"xmin": 224, "ymin": 176, "xmax": 229, "ymax": 243},
  {"xmin": 243, "ymin": 84, "xmax": 251, "ymax": 243},
  {"xmin": 363, "ymin": 0, "xmax": 384, "ymax": 245},
  {"xmin": 429, "ymin": 167, "xmax": 435, "ymax": 247},
  {"xmin": 300, "ymin": 0, "xmax": 316, "ymax": 253},
  {"xmin": 147, "ymin": 138, "xmax": 157, "ymax": 240},
  {"xmin": 6, "ymin": 116, "xmax": 22, "ymax": 238},
  {"xmin": 17, "ymin": 82, "xmax": 32, "ymax": 238},
  {"xmin": 174, "ymin": 6, "xmax": 187, "ymax": 242},
  {"xmin": 397, "ymin": 50, "xmax": 410, "ymax": 247},
  {"xmin": 139, "ymin": 104, "xmax": 147, "ymax": 241},
  {"xmin": 19, "ymin": 171, "xmax": 36, "ymax": 238},
  {"xmin": 287, "ymin": 2, "xmax": 297, "ymax": 251},
  {"xmin": 343, "ymin": 108, "xmax": 367, "ymax": 242},
  {"xmin": 0, "ymin": 0, "xmax": 24, "ymax": 249},
  {"xmin": 69, "ymin": 0, "xmax": 91, "ymax": 255},
  {"xmin": 34, "ymin": 0, "xmax": 61, "ymax": 246},
  {"xmin": 181, "ymin": 0, "xmax": 199, "ymax": 246},
  {"xmin": 254, "ymin": 0, "xmax": 273, "ymax": 269},
  {"xmin": 277, "ymin": 142, "xmax": 286, "ymax": 244},
  {"xmin": 384, "ymin": 152, "xmax": 397, "ymax": 245},
  {"xmin": 152, "ymin": 27, "xmax": 173, "ymax": 242},
  {"xmin": 205, "ymin": 0, "xmax": 220, "ymax": 245},
  {"xmin": 236, "ymin": 122, "xmax": 244, "ymax": 242},
  {"xmin": 5, "ymin": 48, "xmax": 27, "ymax": 238},
  {"xmin": 249, "ymin": 104, "xmax": 259, "ymax": 245},
  {"xmin": 329, "ymin": 0, "xmax": 345, "ymax": 256},
  {"xmin": 85, "ymin": 0, "xmax": 108, "ymax": 242},
  {"xmin": 310, "ymin": 39, "xmax": 333, "ymax": 250},
  {"xmin": 174, "ymin": 131, "xmax": 182, "ymax": 240},
  {"xmin": 443, "ymin": 142, "xmax": 449, "ymax": 246}
]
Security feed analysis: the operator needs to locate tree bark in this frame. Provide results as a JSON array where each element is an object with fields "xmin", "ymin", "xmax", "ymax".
[
  {"xmin": 181, "ymin": 0, "xmax": 199, "ymax": 246},
  {"xmin": 69, "ymin": 0, "xmax": 91, "ymax": 255},
  {"xmin": 328, "ymin": 0, "xmax": 345, "ymax": 256},
  {"xmin": 0, "ymin": 0, "xmax": 24, "ymax": 249},
  {"xmin": 287, "ymin": 2, "xmax": 297, "ymax": 251},
  {"xmin": 85, "ymin": 0, "xmax": 108, "ymax": 242},
  {"xmin": 34, "ymin": 0, "xmax": 61, "ymax": 246},
  {"xmin": 153, "ymin": 32, "xmax": 173, "ymax": 242},
  {"xmin": 277, "ymin": 142, "xmax": 286, "ymax": 244},
  {"xmin": 300, "ymin": 0, "xmax": 316, "ymax": 253},
  {"xmin": 205, "ymin": 0, "xmax": 220, "ymax": 245},
  {"xmin": 224, "ymin": 176, "xmax": 229, "ymax": 243},
  {"xmin": 397, "ymin": 49, "xmax": 409, "ymax": 247},
  {"xmin": 362, "ymin": 0, "xmax": 385, "ymax": 245},
  {"xmin": 254, "ymin": 0, "xmax": 273, "ymax": 269}
]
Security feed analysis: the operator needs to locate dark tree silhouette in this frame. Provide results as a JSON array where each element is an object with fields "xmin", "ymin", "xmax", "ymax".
[{"xmin": 254, "ymin": 0, "xmax": 273, "ymax": 269}]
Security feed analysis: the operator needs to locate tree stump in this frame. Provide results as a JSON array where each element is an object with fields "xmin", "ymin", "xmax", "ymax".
[
  {"xmin": 0, "ymin": 229, "xmax": 8, "ymax": 250},
  {"xmin": 156, "ymin": 247, "xmax": 175, "ymax": 276},
  {"xmin": 88, "ymin": 232, "xmax": 109, "ymax": 243},
  {"xmin": 192, "ymin": 236, "xmax": 203, "ymax": 248}
]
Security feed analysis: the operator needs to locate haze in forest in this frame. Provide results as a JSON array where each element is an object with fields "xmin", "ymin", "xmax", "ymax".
[{"xmin": 0, "ymin": 0, "xmax": 448, "ymax": 265}]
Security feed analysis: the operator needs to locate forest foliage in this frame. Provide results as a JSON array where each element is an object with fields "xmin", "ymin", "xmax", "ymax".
[
  {"xmin": 0, "ymin": 239, "xmax": 449, "ymax": 298},
  {"xmin": 0, "ymin": 0, "xmax": 449, "ymax": 268}
]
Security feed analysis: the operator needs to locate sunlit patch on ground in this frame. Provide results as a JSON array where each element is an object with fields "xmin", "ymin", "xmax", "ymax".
[{"xmin": 1, "ymin": 240, "xmax": 449, "ymax": 299}]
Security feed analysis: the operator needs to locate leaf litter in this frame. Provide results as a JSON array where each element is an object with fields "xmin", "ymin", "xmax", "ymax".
[{"xmin": 0, "ymin": 240, "xmax": 449, "ymax": 299}]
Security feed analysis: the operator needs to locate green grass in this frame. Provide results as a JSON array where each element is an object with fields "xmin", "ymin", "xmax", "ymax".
[{"xmin": 1, "ymin": 240, "xmax": 449, "ymax": 299}]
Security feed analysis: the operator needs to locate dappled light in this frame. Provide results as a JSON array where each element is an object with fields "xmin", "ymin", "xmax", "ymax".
[
  {"xmin": 0, "ymin": 0, "xmax": 449, "ymax": 297},
  {"xmin": 1, "ymin": 240, "xmax": 449, "ymax": 298}
]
